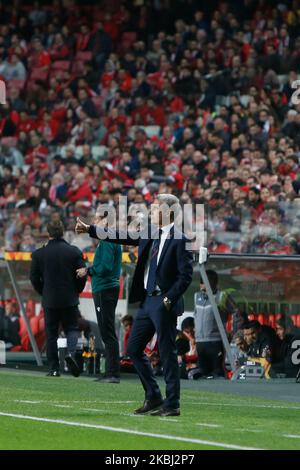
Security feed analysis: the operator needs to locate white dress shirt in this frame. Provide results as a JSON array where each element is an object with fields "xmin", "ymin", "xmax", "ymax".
[{"xmin": 144, "ymin": 223, "xmax": 174, "ymax": 290}]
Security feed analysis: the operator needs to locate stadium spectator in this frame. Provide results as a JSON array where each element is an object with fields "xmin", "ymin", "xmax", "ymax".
[
  {"xmin": 231, "ymin": 330, "xmax": 248, "ymax": 367},
  {"xmin": 144, "ymin": 333, "xmax": 162, "ymax": 377},
  {"xmin": 243, "ymin": 319, "xmax": 278, "ymax": 362},
  {"xmin": 0, "ymin": 53, "xmax": 27, "ymax": 81},
  {"xmin": 176, "ymin": 316, "xmax": 198, "ymax": 379},
  {"xmin": 0, "ymin": 300, "xmax": 21, "ymax": 351},
  {"xmin": 194, "ymin": 270, "xmax": 242, "ymax": 378},
  {"xmin": 1, "ymin": 0, "xmax": 300, "ymax": 257},
  {"xmin": 272, "ymin": 316, "xmax": 300, "ymax": 377},
  {"xmin": 120, "ymin": 314, "xmax": 133, "ymax": 357}
]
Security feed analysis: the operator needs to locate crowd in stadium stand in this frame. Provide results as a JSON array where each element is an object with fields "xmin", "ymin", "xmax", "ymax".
[{"xmin": 1, "ymin": 0, "xmax": 300, "ymax": 256}]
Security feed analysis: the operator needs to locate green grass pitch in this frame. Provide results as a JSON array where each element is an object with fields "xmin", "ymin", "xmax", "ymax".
[{"xmin": 0, "ymin": 369, "xmax": 299, "ymax": 450}]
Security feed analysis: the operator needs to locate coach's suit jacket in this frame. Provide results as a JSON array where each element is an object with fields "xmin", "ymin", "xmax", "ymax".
[
  {"xmin": 89, "ymin": 224, "xmax": 193, "ymax": 316},
  {"xmin": 30, "ymin": 238, "xmax": 87, "ymax": 308}
]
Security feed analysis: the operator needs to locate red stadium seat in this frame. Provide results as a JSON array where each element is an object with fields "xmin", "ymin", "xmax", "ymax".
[
  {"xmin": 75, "ymin": 51, "xmax": 92, "ymax": 62},
  {"xmin": 51, "ymin": 60, "xmax": 71, "ymax": 71},
  {"xmin": 226, "ymin": 314, "xmax": 233, "ymax": 334},
  {"xmin": 71, "ymin": 60, "xmax": 85, "ymax": 74},
  {"xmin": 18, "ymin": 313, "xmax": 46, "ymax": 352},
  {"xmin": 120, "ymin": 32, "xmax": 137, "ymax": 52},
  {"xmin": 121, "ymin": 32, "xmax": 137, "ymax": 44},
  {"xmin": 30, "ymin": 67, "xmax": 49, "ymax": 81},
  {"xmin": 1, "ymin": 137, "xmax": 18, "ymax": 147},
  {"xmin": 269, "ymin": 314, "xmax": 275, "ymax": 328},
  {"xmin": 49, "ymin": 69, "xmax": 69, "ymax": 81},
  {"xmin": 7, "ymin": 79, "xmax": 26, "ymax": 91},
  {"xmin": 18, "ymin": 317, "xmax": 27, "ymax": 339},
  {"xmin": 291, "ymin": 315, "xmax": 298, "ymax": 327},
  {"xmin": 26, "ymin": 300, "xmax": 35, "ymax": 319}
]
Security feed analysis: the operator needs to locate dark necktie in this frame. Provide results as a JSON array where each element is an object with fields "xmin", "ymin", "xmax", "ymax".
[{"xmin": 146, "ymin": 229, "xmax": 162, "ymax": 294}]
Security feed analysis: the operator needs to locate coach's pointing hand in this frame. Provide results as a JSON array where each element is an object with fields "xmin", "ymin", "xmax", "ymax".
[{"xmin": 75, "ymin": 217, "xmax": 90, "ymax": 234}]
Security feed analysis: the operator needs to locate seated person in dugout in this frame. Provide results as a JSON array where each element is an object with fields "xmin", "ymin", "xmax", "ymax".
[
  {"xmin": 231, "ymin": 330, "xmax": 248, "ymax": 367},
  {"xmin": 176, "ymin": 317, "xmax": 198, "ymax": 379},
  {"xmin": 194, "ymin": 270, "xmax": 245, "ymax": 378},
  {"xmin": 0, "ymin": 300, "xmax": 21, "ymax": 351},
  {"xmin": 120, "ymin": 315, "xmax": 134, "ymax": 372},
  {"xmin": 271, "ymin": 317, "xmax": 300, "ymax": 378},
  {"xmin": 145, "ymin": 333, "xmax": 163, "ymax": 377},
  {"xmin": 243, "ymin": 319, "xmax": 280, "ymax": 363}
]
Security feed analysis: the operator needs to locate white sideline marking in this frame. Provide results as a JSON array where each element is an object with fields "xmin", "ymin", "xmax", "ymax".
[
  {"xmin": 53, "ymin": 405, "xmax": 71, "ymax": 409},
  {"xmin": 196, "ymin": 423, "xmax": 222, "ymax": 428},
  {"xmin": 158, "ymin": 418, "xmax": 179, "ymax": 423},
  {"xmin": 0, "ymin": 412, "xmax": 262, "ymax": 450},
  {"xmin": 81, "ymin": 408, "xmax": 109, "ymax": 413},
  {"xmin": 88, "ymin": 401, "xmax": 137, "ymax": 404},
  {"xmin": 236, "ymin": 429, "xmax": 264, "ymax": 434},
  {"xmin": 15, "ymin": 400, "xmax": 41, "ymax": 404},
  {"xmin": 283, "ymin": 434, "xmax": 300, "ymax": 439},
  {"xmin": 191, "ymin": 401, "xmax": 300, "ymax": 410},
  {"xmin": 13, "ymin": 400, "xmax": 137, "ymax": 405}
]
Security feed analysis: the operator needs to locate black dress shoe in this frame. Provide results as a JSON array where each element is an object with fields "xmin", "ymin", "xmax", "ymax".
[
  {"xmin": 151, "ymin": 407, "xmax": 180, "ymax": 417},
  {"xmin": 65, "ymin": 355, "xmax": 80, "ymax": 377},
  {"xmin": 134, "ymin": 398, "xmax": 163, "ymax": 415},
  {"xmin": 93, "ymin": 375, "xmax": 104, "ymax": 382},
  {"xmin": 46, "ymin": 370, "xmax": 60, "ymax": 377},
  {"xmin": 102, "ymin": 376, "xmax": 120, "ymax": 383}
]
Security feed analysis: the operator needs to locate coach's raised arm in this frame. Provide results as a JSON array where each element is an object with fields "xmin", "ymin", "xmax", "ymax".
[{"xmin": 75, "ymin": 216, "xmax": 140, "ymax": 246}]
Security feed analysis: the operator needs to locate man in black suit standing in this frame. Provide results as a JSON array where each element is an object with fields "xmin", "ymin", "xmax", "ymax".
[
  {"xmin": 30, "ymin": 219, "xmax": 87, "ymax": 377},
  {"xmin": 76, "ymin": 194, "xmax": 193, "ymax": 416}
]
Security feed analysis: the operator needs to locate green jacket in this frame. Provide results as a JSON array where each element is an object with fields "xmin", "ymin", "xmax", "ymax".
[{"xmin": 88, "ymin": 241, "xmax": 121, "ymax": 293}]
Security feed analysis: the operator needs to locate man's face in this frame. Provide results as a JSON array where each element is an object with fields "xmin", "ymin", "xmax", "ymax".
[
  {"xmin": 5, "ymin": 303, "xmax": 14, "ymax": 316},
  {"xmin": 183, "ymin": 326, "xmax": 194, "ymax": 336},
  {"xmin": 123, "ymin": 321, "xmax": 132, "ymax": 332},
  {"xmin": 200, "ymin": 282, "xmax": 206, "ymax": 292},
  {"xmin": 248, "ymin": 190, "xmax": 258, "ymax": 202},
  {"xmin": 150, "ymin": 200, "xmax": 161, "ymax": 226},
  {"xmin": 235, "ymin": 337, "xmax": 247, "ymax": 352},
  {"xmin": 244, "ymin": 327, "xmax": 258, "ymax": 345},
  {"xmin": 275, "ymin": 325, "xmax": 285, "ymax": 341}
]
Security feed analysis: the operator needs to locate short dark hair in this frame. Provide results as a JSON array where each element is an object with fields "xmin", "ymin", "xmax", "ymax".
[
  {"xmin": 121, "ymin": 315, "xmax": 133, "ymax": 325},
  {"xmin": 249, "ymin": 186, "xmax": 260, "ymax": 195},
  {"xmin": 276, "ymin": 316, "xmax": 294, "ymax": 330},
  {"xmin": 47, "ymin": 220, "xmax": 64, "ymax": 239},
  {"xmin": 181, "ymin": 317, "xmax": 195, "ymax": 331},
  {"xmin": 243, "ymin": 320, "xmax": 261, "ymax": 330},
  {"xmin": 207, "ymin": 270, "xmax": 219, "ymax": 288}
]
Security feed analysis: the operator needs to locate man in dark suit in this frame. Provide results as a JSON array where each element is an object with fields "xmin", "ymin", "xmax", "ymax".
[
  {"xmin": 30, "ymin": 219, "xmax": 87, "ymax": 377},
  {"xmin": 76, "ymin": 194, "xmax": 193, "ymax": 416}
]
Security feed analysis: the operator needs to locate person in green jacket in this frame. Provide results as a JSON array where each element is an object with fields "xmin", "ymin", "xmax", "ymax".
[{"xmin": 77, "ymin": 214, "xmax": 122, "ymax": 383}]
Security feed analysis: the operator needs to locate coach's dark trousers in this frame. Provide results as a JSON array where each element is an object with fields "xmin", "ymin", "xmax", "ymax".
[
  {"xmin": 44, "ymin": 306, "xmax": 79, "ymax": 371},
  {"xmin": 127, "ymin": 294, "xmax": 180, "ymax": 409},
  {"xmin": 93, "ymin": 287, "xmax": 120, "ymax": 378}
]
